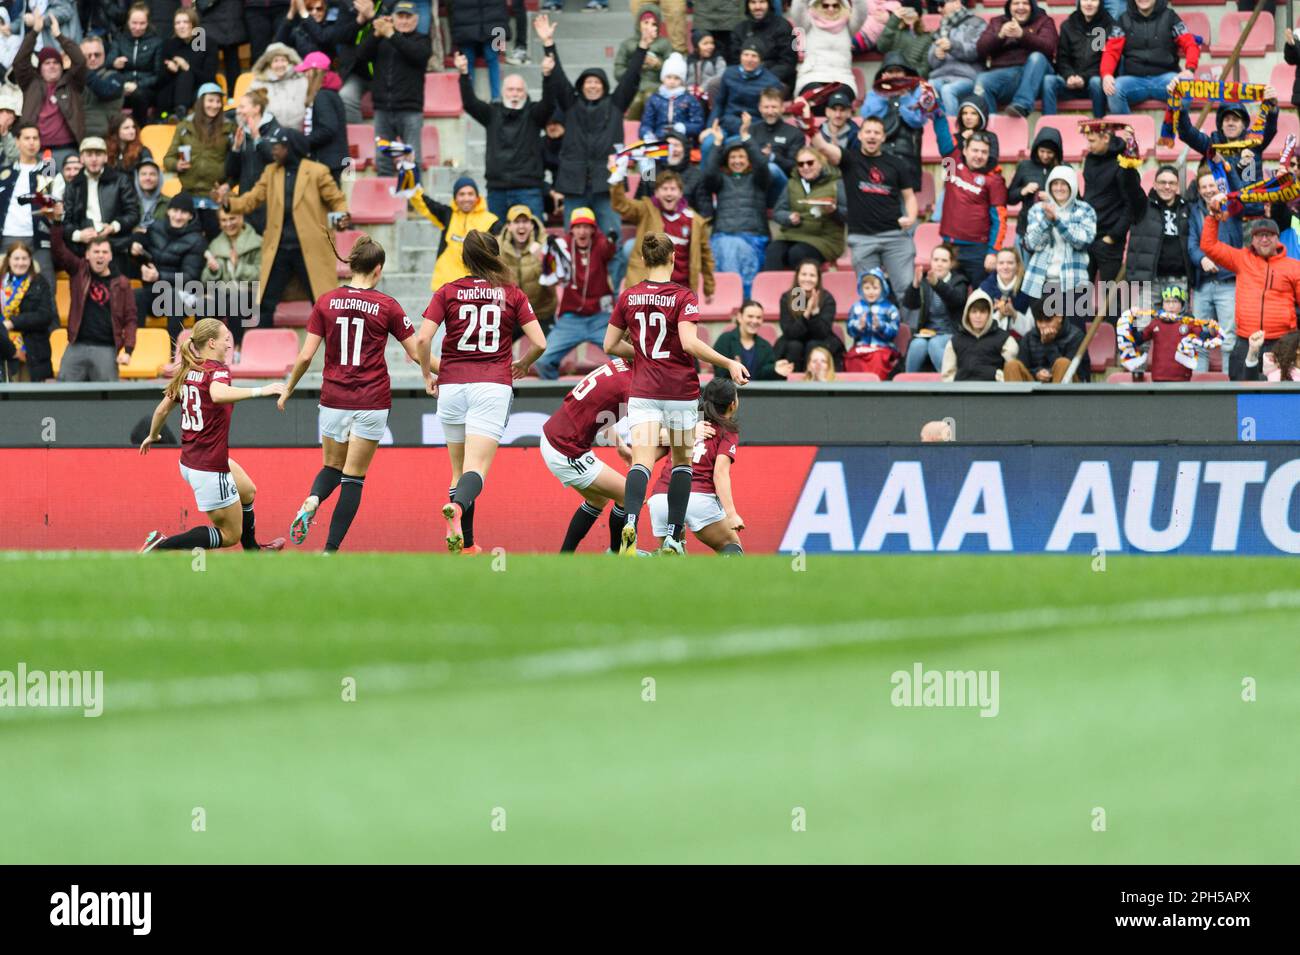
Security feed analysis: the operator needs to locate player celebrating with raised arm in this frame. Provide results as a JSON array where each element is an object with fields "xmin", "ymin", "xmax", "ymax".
[
  {"xmin": 279, "ymin": 234, "xmax": 422, "ymax": 552},
  {"xmin": 603, "ymin": 232, "xmax": 749, "ymax": 557},
  {"xmin": 139, "ymin": 319, "xmax": 287, "ymax": 553},
  {"xmin": 418, "ymin": 230, "xmax": 548, "ymax": 554},
  {"xmin": 648, "ymin": 378, "xmax": 744, "ymax": 555}
]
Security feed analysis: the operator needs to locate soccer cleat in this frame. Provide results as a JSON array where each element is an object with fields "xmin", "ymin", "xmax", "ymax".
[
  {"xmin": 140, "ymin": 531, "xmax": 166, "ymax": 553},
  {"xmin": 443, "ymin": 502, "xmax": 464, "ymax": 554},
  {"xmin": 260, "ymin": 537, "xmax": 287, "ymax": 551},
  {"xmin": 658, "ymin": 537, "xmax": 686, "ymax": 556},
  {"xmin": 290, "ymin": 496, "xmax": 319, "ymax": 545},
  {"xmin": 461, "ymin": 544, "xmax": 483, "ymax": 556},
  {"xmin": 619, "ymin": 523, "xmax": 637, "ymax": 556}
]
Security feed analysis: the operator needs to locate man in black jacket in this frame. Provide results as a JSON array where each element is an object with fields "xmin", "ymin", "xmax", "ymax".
[
  {"xmin": 1016, "ymin": 302, "xmax": 1090, "ymax": 382},
  {"xmin": 62, "ymin": 137, "xmax": 141, "ymax": 267},
  {"xmin": 749, "ymin": 85, "xmax": 803, "ymax": 201},
  {"xmin": 131, "ymin": 192, "xmax": 209, "ymax": 344},
  {"xmin": 108, "ymin": 4, "xmax": 163, "ymax": 120},
  {"xmin": 729, "ymin": 0, "xmax": 795, "ymax": 90},
  {"xmin": 81, "ymin": 35, "xmax": 125, "ymax": 139},
  {"xmin": 358, "ymin": 1, "xmax": 431, "ymax": 175},
  {"xmin": 1121, "ymin": 162, "xmax": 1191, "ymax": 289},
  {"xmin": 457, "ymin": 16, "xmax": 558, "ymax": 222},
  {"xmin": 1042, "ymin": 0, "xmax": 1112, "ymax": 117},
  {"xmin": 1081, "ymin": 127, "xmax": 1129, "ymax": 294},
  {"xmin": 541, "ymin": 13, "xmax": 647, "ymax": 236},
  {"xmin": 0, "ymin": 123, "xmax": 55, "ymax": 279}
]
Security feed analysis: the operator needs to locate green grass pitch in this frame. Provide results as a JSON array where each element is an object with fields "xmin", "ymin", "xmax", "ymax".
[{"xmin": 0, "ymin": 551, "xmax": 1295, "ymax": 864}]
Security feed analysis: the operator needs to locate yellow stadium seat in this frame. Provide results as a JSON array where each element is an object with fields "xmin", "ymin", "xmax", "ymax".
[
  {"xmin": 216, "ymin": 73, "xmax": 228, "ymax": 96},
  {"xmin": 231, "ymin": 72, "xmax": 253, "ymax": 106},
  {"xmin": 140, "ymin": 124, "xmax": 177, "ymax": 163},
  {"xmin": 118, "ymin": 328, "xmax": 171, "ymax": 379},
  {"xmin": 56, "ymin": 277, "xmax": 70, "ymax": 325},
  {"xmin": 161, "ymin": 175, "xmax": 182, "ymax": 198},
  {"xmin": 49, "ymin": 328, "xmax": 67, "ymax": 377}
]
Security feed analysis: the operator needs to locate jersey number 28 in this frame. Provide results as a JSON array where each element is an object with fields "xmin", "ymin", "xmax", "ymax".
[
  {"xmin": 457, "ymin": 303, "xmax": 502, "ymax": 352},
  {"xmin": 634, "ymin": 311, "xmax": 671, "ymax": 359}
]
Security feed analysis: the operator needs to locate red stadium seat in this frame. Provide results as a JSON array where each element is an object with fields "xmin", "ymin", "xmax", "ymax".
[
  {"xmin": 1211, "ymin": 12, "xmax": 1274, "ymax": 57},
  {"xmin": 623, "ymin": 120, "xmax": 639, "ymax": 145},
  {"xmin": 1178, "ymin": 12, "xmax": 1212, "ymax": 49},
  {"xmin": 348, "ymin": 178, "xmax": 406, "ymax": 224},
  {"xmin": 893, "ymin": 322, "xmax": 911, "ymax": 358},
  {"xmin": 756, "ymin": 322, "xmax": 778, "ymax": 345},
  {"xmin": 893, "ymin": 371, "xmax": 941, "ymax": 382},
  {"xmin": 913, "ymin": 222, "xmax": 941, "ymax": 268},
  {"xmin": 1191, "ymin": 371, "xmax": 1229, "ymax": 382},
  {"xmin": 921, "ymin": 121, "xmax": 944, "ymax": 163},
  {"xmin": 1140, "ymin": 165, "xmax": 1156, "ymax": 194},
  {"xmin": 1001, "ymin": 218, "xmax": 1016, "ymax": 250},
  {"xmin": 697, "ymin": 272, "xmax": 742, "ymax": 319},
  {"xmin": 821, "ymin": 270, "xmax": 861, "ymax": 318},
  {"xmin": 231, "ymin": 329, "xmax": 299, "ymax": 378},
  {"xmin": 347, "ymin": 124, "xmax": 375, "ymax": 170},
  {"xmin": 1264, "ymin": 111, "xmax": 1299, "ymax": 160},
  {"xmin": 1102, "ymin": 114, "xmax": 1155, "ymax": 158},
  {"xmin": 694, "ymin": 324, "xmax": 711, "ymax": 347},
  {"xmin": 424, "ymin": 72, "xmax": 463, "ymax": 118},
  {"xmin": 1156, "ymin": 111, "xmax": 1214, "ymax": 163},
  {"xmin": 751, "ymin": 271, "xmax": 794, "ymax": 310},
  {"xmin": 1270, "ymin": 63, "xmax": 1295, "ymax": 108},
  {"xmin": 1031, "ymin": 116, "xmax": 1089, "ymax": 163},
  {"xmin": 852, "ymin": 67, "xmax": 867, "ymax": 107},
  {"xmin": 273, "ymin": 301, "xmax": 313, "ymax": 327},
  {"xmin": 916, "ymin": 167, "xmax": 936, "ymax": 218},
  {"xmin": 1087, "ymin": 321, "xmax": 1117, "ymax": 371},
  {"xmin": 987, "ymin": 114, "xmax": 1029, "ymax": 161},
  {"xmin": 559, "ymin": 342, "xmax": 605, "ymax": 376},
  {"xmin": 333, "ymin": 230, "xmax": 364, "ymax": 278},
  {"xmin": 421, "ymin": 126, "xmax": 442, "ymax": 169},
  {"xmin": 837, "ymin": 372, "xmax": 881, "ymax": 382}
]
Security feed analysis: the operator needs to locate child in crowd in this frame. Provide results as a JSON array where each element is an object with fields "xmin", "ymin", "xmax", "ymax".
[
  {"xmin": 1117, "ymin": 286, "xmax": 1222, "ymax": 382},
  {"xmin": 845, "ymin": 268, "xmax": 901, "ymax": 377}
]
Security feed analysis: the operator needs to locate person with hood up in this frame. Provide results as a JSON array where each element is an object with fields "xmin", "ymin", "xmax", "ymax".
[
  {"xmin": 543, "ymin": 16, "xmax": 648, "ymax": 237},
  {"xmin": 638, "ymin": 52, "xmax": 706, "ymax": 144},
  {"xmin": 633, "ymin": 131, "xmax": 714, "ymax": 218},
  {"xmin": 154, "ymin": 8, "xmax": 218, "ymax": 121},
  {"xmin": 974, "ymin": 0, "xmax": 1058, "ymax": 118},
  {"xmin": 1100, "ymin": 0, "xmax": 1198, "ymax": 114},
  {"xmin": 131, "ymin": 191, "xmax": 208, "ymax": 344},
  {"xmin": 861, "ymin": 55, "xmax": 928, "ymax": 191},
  {"xmin": 932, "ymin": 112, "xmax": 1007, "ymax": 286},
  {"xmin": 790, "ymin": 0, "xmax": 869, "ymax": 102},
  {"xmin": 617, "ymin": 6, "xmax": 674, "ymax": 122},
  {"xmin": 359, "ymin": 2, "xmax": 431, "ymax": 175},
  {"xmin": 497, "ymin": 204, "xmax": 559, "ymax": 333},
  {"xmin": 250, "ymin": 41, "xmax": 308, "ymax": 133},
  {"xmin": 1007, "ymin": 126, "xmax": 1062, "ymax": 227},
  {"xmin": 767, "ymin": 146, "xmax": 846, "ymax": 270},
  {"xmin": 845, "ymin": 267, "xmax": 901, "ymax": 377},
  {"xmin": 708, "ymin": 41, "xmax": 783, "ymax": 138},
  {"xmin": 610, "ymin": 165, "xmax": 715, "ymax": 299},
  {"xmin": 1021, "ymin": 164, "xmax": 1096, "ymax": 311},
  {"xmin": 940, "ymin": 289, "xmax": 1019, "ymax": 381},
  {"xmin": 702, "ymin": 117, "xmax": 770, "ymax": 299},
  {"xmin": 1121, "ymin": 162, "xmax": 1192, "ymax": 290},
  {"xmin": 1043, "ymin": 0, "xmax": 1113, "ymax": 117},
  {"xmin": 731, "ymin": 0, "xmax": 797, "ymax": 89},
  {"xmin": 875, "ymin": 3, "xmax": 934, "ymax": 77},
  {"xmin": 926, "ymin": 0, "xmax": 987, "ymax": 119},
  {"xmin": 214, "ymin": 128, "xmax": 351, "ymax": 331},
  {"xmin": 461, "ymin": 16, "xmax": 560, "ymax": 221},
  {"xmin": 1188, "ymin": 168, "xmax": 1242, "ymax": 364},
  {"xmin": 0, "ymin": 85, "xmax": 20, "ymax": 165},
  {"xmin": 1173, "ymin": 88, "xmax": 1281, "ymax": 216},
  {"xmin": 298, "ymin": 51, "xmax": 347, "ymax": 184},
  {"xmin": 133, "ymin": 158, "xmax": 165, "ymax": 234},
  {"xmin": 901, "ymin": 242, "xmax": 968, "ymax": 372},
  {"xmin": 409, "ymin": 174, "xmax": 500, "ymax": 290}
]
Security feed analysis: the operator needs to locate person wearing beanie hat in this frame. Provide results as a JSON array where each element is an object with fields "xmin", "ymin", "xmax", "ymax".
[
  {"xmin": 730, "ymin": 0, "xmax": 797, "ymax": 89},
  {"xmin": 155, "ymin": 8, "xmax": 220, "ymax": 120},
  {"xmin": 130, "ymin": 183, "xmax": 208, "ymax": 345},
  {"xmin": 13, "ymin": 13, "xmax": 87, "ymax": 165},
  {"xmin": 1174, "ymin": 88, "xmax": 1281, "ymax": 220},
  {"xmin": 357, "ymin": 6, "xmax": 431, "ymax": 175},
  {"xmin": 616, "ymin": 3, "xmax": 675, "ymax": 121},
  {"xmin": 706, "ymin": 43, "xmax": 782, "ymax": 138},
  {"xmin": 638, "ymin": 50, "xmax": 705, "ymax": 143},
  {"xmin": 409, "ymin": 174, "xmax": 500, "ymax": 290},
  {"xmin": 632, "ymin": 0, "xmax": 688, "ymax": 53}
]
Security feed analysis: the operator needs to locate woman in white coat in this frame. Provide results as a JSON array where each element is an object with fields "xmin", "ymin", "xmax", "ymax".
[{"xmin": 790, "ymin": 0, "xmax": 868, "ymax": 100}]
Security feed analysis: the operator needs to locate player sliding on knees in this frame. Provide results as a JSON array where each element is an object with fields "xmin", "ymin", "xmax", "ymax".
[
  {"xmin": 279, "ymin": 234, "xmax": 421, "ymax": 552},
  {"xmin": 604, "ymin": 232, "xmax": 749, "ymax": 556},
  {"xmin": 418, "ymin": 229, "xmax": 547, "ymax": 554},
  {"xmin": 648, "ymin": 378, "xmax": 744, "ymax": 555},
  {"xmin": 139, "ymin": 319, "xmax": 287, "ymax": 553}
]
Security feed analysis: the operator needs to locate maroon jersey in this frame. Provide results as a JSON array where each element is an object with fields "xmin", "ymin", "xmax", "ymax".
[
  {"xmin": 308, "ymin": 286, "xmax": 414, "ymax": 410},
  {"xmin": 609, "ymin": 280, "xmax": 700, "ymax": 401},
  {"xmin": 423, "ymin": 276, "xmax": 538, "ymax": 386},
  {"xmin": 653, "ymin": 427, "xmax": 737, "ymax": 497},
  {"xmin": 543, "ymin": 358, "xmax": 633, "ymax": 458},
  {"xmin": 178, "ymin": 359, "xmax": 232, "ymax": 472}
]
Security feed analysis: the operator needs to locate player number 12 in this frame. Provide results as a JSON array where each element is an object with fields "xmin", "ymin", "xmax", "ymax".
[{"xmin": 635, "ymin": 310, "xmax": 670, "ymax": 359}]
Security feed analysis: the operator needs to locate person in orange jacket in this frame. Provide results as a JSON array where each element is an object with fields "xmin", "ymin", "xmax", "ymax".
[{"xmin": 1200, "ymin": 213, "xmax": 1300, "ymax": 380}]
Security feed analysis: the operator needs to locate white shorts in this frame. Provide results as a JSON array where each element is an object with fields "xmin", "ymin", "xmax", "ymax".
[
  {"xmin": 627, "ymin": 397, "xmax": 699, "ymax": 433},
  {"xmin": 180, "ymin": 463, "xmax": 239, "ymax": 513},
  {"xmin": 437, "ymin": 382, "xmax": 514, "ymax": 442},
  {"xmin": 540, "ymin": 432, "xmax": 604, "ymax": 489},
  {"xmin": 319, "ymin": 405, "xmax": 389, "ymax": 442},
  {"xmin": 648, "ymin": 492, "xmax": 726, "ymax": 537}
]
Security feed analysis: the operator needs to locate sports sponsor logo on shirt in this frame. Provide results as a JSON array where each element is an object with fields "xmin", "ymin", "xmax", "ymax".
[{"xmin": 683, "ymin": 302, "xmax": 699, "ymax": 316}]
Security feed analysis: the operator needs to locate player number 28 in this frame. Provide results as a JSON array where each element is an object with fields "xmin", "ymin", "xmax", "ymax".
[
  {"xmin": 457, "ymin": 303, "xmax": 502, "ymax": 353},
  {"xmin": 635, "ymin": 310, "xmax": 670, "ymax": 359},
  {"xmin": 179, "ymin": 384, "xmax": 204, "ymax": 432}
]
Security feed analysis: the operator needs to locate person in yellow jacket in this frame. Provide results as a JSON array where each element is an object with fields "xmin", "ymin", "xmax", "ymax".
[{"xmin": 409, "ymin": 175, "xmax": 499, "ymax": 290}]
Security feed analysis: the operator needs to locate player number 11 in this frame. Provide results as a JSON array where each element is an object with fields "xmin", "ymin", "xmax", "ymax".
[{"xmin": 336, "ymin": 315, "xmax": 365, "ymax": 366}]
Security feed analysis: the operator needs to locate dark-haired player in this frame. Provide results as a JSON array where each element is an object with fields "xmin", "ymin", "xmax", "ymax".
[
  {"xmin": 603, "ymin": 231, "xmax": 749, "ymax": 556},
  {"xmin": 419, "ymin": 229, "xmax": 547, "ymax": 554},
  {"xmin": 278, "ymin": 234, "xmax": 421, "ymax": 552}
]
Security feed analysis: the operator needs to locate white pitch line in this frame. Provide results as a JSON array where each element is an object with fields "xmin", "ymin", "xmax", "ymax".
[{"xmin": 2, "ymin": 589, "xmax": 1297, "ymax": 722}]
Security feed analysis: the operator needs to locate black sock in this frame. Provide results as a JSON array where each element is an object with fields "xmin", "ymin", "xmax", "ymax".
[
  {"xmin": 561, "ymin": 501, "xmax": 602, "ymax": 552},
  {"xmin": 721, "ymin": 542, "xmax": 744, "ymax": 555},
  {"xmin": 156, "ymin": 526, "xmax": 222, "ymax": 550},
  {"xmin": 609, "ymin": 505, "xmax": 627, "ymax": 552},
  {"xmin": 325, "ymin": 474, "xmax": 364, "ymax": 552},
  {"xmin": 310, "ymin": 466, "xmax": 344, "ymax": 503},
  {"xmin": 451, "ymin": 472, "xmax": 484, "ymax": 510},
  {"xmin": 451, "ymin": 485, "xmax": 477, "ymax": 548},
  {"xmin": 240, "ymin": 503, "xmax": 258, "ymax": 550},
  {"xmin": 623, "ymin": 465, "xmax": 651, "ymax": 532},
  {"xmin": 666, "ymin": 465, "xmax": 693, "ymax": 543}
]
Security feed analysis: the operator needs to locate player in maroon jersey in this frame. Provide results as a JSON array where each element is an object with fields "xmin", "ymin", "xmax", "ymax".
[
  {"xmin": 541, "ymin": 356, "xmax": 639, "ymax": 552},
  {"xmin": 647, "ymin": 378, "xmax": 744, "ymax": 554},
  {"xmin": 277, "ymin": 235, "xmax": 422, "ymax": 552},
  {"xmin": 417, "ymin": 230, "xmax": 548, "ymax": 553},
  {"xmin": 139, "ymin": 319, "xmax": 287, "ymax": 553},
  {"xmin": 603, "ymin": 232, "xmax": 749, "ymax": 557}
]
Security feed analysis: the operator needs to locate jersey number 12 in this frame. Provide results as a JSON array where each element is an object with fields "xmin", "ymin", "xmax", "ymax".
[{"xmin": 635, "ymin": 311, "xmax": 671, "ymax": 359}]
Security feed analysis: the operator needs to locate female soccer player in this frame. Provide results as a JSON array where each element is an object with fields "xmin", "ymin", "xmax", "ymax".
[
  {"xmin": 139, "ymin": 319, "xmax": 286, "ymax": 552},
  {"xmin": 279, "ymin": 234, "xmax": 421, "ymax": 552},
  {"xmin": 541, "ymin": 356, "xmax": 637, "ymax": 553},
  {"xmin": 603, "ymin": 232, "xmax": 749, "ymax": 556},
  {"xmin": 647, "ymin": 378, "xmax": 744, "ymax": 555},
  {"xmin": 418, "ymin": 230, "xmax": 547, "ymax": 554}
]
